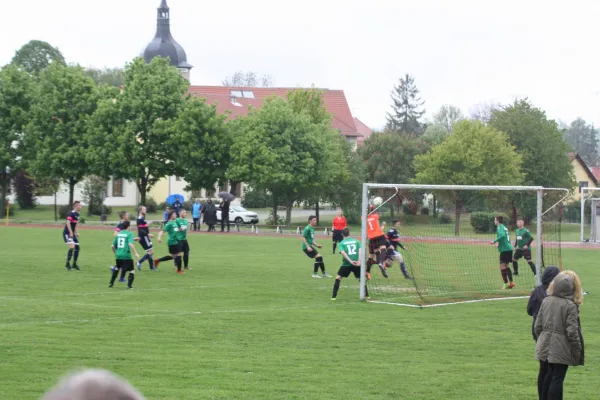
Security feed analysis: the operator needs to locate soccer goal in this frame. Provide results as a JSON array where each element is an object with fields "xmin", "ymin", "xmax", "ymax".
[
  {"xmin": 359, "ymin": 184, "xmax": 570, "ymax": 307},
  {"xmin": 580, "ymin": 187, "xmax": 600, "ymax": 243}
]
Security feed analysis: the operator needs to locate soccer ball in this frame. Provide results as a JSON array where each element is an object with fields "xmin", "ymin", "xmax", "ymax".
[{"xmin": 372, "ymin": 197, "xmax": 383, "ymax": 207}]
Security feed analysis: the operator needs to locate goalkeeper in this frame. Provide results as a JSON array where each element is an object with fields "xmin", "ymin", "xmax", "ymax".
[{"xmin": 513, "ymin": 219, "xmax": 536, "ymax": 276}]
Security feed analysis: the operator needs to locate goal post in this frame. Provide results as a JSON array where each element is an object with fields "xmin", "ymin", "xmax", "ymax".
[
  {"xmin": 580, "ymin": 187, "xmax": 600, "ymax": 243},
  {"xmin": 359, "ymin": 183, "xmax": 569, "ymax": 306}
]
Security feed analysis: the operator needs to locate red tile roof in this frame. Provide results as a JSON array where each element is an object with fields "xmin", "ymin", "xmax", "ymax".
[
  {"xmin": 354, "ymin": 117, "xmax": 373, "ymax": 144},
  {"xmin": 569, "ymin": 152, "xmax": 598, "ymax": 185},
  {"xmin": 188, "ymin": 86, "xmax": 359, "ymax": 137},
  {"xmin": 591, "ymin": 167, "xmax": 600, "ymax": 181}
]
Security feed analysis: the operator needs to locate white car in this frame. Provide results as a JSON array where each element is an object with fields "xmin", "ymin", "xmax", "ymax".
[{"xmin": 216, "ymin": 205, "xmax": 259, "ymax": 225}]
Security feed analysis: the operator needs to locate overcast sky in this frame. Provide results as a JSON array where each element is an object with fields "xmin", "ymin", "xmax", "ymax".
[{"xmin": 2, "ymin": 0, "xmax": 600, "ymax": 130}]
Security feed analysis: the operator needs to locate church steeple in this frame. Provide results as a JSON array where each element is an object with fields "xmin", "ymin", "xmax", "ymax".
[{"xmin": 143, "ymin": 0, "xmax": 193, "ymax": 80}]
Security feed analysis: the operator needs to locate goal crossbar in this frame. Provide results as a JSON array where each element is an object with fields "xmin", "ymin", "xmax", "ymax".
[{"xmin": 360, "ymin": 183, "xmax": 568, "ymax": 304}]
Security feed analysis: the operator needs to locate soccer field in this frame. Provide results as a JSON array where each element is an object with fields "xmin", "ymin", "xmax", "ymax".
[{"xmin": 0, "ymin": 226, "xmax": 598, "ymax": 399}]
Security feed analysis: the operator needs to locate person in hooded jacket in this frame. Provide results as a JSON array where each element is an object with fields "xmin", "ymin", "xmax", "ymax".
[
  {"xmin": 534, "ymin": 270, "xmax": 584, "ymax": 400},
  {"xmin": 203, "ymin": 200, "xmax": 218, "ymax": 232},
  {"xmin": 527, "ymin": 266, "xmax": 561, "ymax": 341}
]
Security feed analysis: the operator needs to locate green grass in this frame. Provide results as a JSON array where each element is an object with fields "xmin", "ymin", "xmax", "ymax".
[{"xmin": 0, "ymin": 226, "xmax": 598, "ymax": 399}]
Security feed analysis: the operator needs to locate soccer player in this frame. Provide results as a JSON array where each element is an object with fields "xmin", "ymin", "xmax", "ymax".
[
  {"xmin": 331, "ymin": 228, "xmax": 368, "ymax": 300},
  {"xmin": 513, "ymin": 219, "xmax": 536, "ymax": 276},
  {"xmin": 63, "ymin": 200, "xmax": 83, "ymax": 271},
  {"xmin": 156, "ymin": 211, "xmax": 184, "ymax": 274},
  {"xmin": 177, "ymin": 209, "xmax": 191, "ymax": 270},
  {"xmin": 136, "ymin": 205, "xmax": 157, "ymax": 271},
  {"xmin": 114, "ymin": 211, "xmax": 128, "ymax": 236},
  {"xmin": 109, "ymin": 220, "xmax": 140, "ymax": 289},
  {"xmin": 331, "ymin": 209, "xmax": 347, "ymax": 254},
  {"xmin": 385, "ymin": 220, "xmax": 411, "ymax": 279},
  {"xmin": 490, "ymin": 215, "xmax": 515, "ymax": 289},
  {"xmin": 366, "ymin": 209, "xmax": 388, "ymax": 278},
  {"xmin": 302, "ymin": 215, "xmax": 331, "ymax": 278}
]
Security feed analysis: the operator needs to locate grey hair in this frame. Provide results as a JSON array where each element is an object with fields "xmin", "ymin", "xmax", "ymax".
[{"xmin": 42, "ymin": 369, "xmax": 145, "ymax": 400}]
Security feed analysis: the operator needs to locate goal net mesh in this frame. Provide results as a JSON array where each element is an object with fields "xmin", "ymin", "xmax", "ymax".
[{"xmin": 361, "ymin": 186, "xmax": 566, "ymax": 306}]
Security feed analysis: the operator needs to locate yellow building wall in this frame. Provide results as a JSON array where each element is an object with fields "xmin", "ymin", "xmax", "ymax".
[
  {"xmin": 571, "ymin": 159, "xmax": 597, "ymax": 201},
  {"xmin": 148, "ymin": 178, "xmax": 169, "ymax": 204}
]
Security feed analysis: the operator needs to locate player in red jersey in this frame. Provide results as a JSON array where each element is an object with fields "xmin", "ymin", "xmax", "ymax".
[{"xmin": 331, "ymin": 209, "xmax": 347, "ymax": 254}]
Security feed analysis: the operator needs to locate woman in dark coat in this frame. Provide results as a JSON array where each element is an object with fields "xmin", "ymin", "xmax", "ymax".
[{"xmin": 203, "ymin": 200, "xmax": 218, "ymax": 232}]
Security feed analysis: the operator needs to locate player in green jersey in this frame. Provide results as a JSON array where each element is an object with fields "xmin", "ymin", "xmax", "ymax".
[
  {"xmin": 513, "ymin": 219, "xmax": 536, "ymax": 276},
  {"xmin": 109, "ymin": 221, "xmax": 140, "ymax": 289},
  {"xmin": 176, "ymin": 209, "xmax": 191, "ymax": 270},
  {"xmin": 301, "ymin": 215, "xmax": 330, "ymax": 278},
  {"xmin": 332, "ymin": 228, "xmax": 368, "ymax": 300},
  {"xmin": 156, "ymin": 211, "xmax": 184, "ymax": 274},
  {"xmin": 490, "ymin": 215, "xmax": 515, "ymax": 289}
]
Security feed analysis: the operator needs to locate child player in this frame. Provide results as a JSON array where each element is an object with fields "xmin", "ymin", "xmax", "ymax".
[
  {"xmin": 109, "ymin": 220, "xmax": 140, "ymax": 289},
  {"xmin": 331, "ymin": 228, "xmax": 368, "ymax": 300},
  {"xmin": 513, "ymin": 218, "xmax": 536, "ymax": 276},
  {"xmin": 136, "ymin": 205, "xmax": 156, "ymax": 271},
  {"xmin": 490, "ymin": 215, "xmax": 515, "ymax": 289},
  {"xmin": 331, "ymin": 209, "xmax": 347, "ymax": 254},
  {"xmin": 301, "ymin": 215, "xmax": 331, "ymax": 278},
  {"xmin": 384, "ymin": 220, "xmax": 411, "ymax": 279}
]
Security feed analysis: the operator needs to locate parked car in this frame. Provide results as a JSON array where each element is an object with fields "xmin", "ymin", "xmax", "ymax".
[{"xmin": 216, "ymin": 205, "xmax": 259, "ymax": 224}]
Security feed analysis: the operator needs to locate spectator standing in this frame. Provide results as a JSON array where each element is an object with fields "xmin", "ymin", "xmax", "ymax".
[{"xmin": 192, "ymin": 198, "xmax": 202, "ymax": 231}]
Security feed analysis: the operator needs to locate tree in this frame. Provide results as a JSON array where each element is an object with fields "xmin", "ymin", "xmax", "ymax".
[
  {"xmin": 0, "ymin": 65, "xmax": 36, "ymax": 216},
  {"xmin": 84, "ymin": 67, "xmax": 125, "ymax": 87},
  {"xmin": 222, "ymin": 71, "xmax": 273, "ymax": 87},
  {"xmin": 469, "ymin": 102, "xmax": 500, "ymax": 124},
  {"xmin": 24, "ymin": 63, "xmax": 99, "ymax": 206},
  {"xmin": 11, "ymin": 40, "xmax": 66, "ymax": 75},
  {"xmin": 413, "ymin": 120, "xmax": 523, "ymax": 235},
  {"xmin": 13, "ymin": 170, "xmax": 36, "ymax": 209},
  {"xmin": 169, "ymin": 97, "xmax": 230, "ymax": 193},
  {"xmin": 228, "ymin": 97, "xmax": 342, "ymax": 225},
  {"xmin": 563, "ymin": 118, "xmax": 599, "ymax": 166},
  {"xmin": 87, "ymin": 57, "xmax": 189, "ymax": 204},
  {"xmin": 432, "ymin": 104, "xmax": 464, "ymax": 133},
  {"xmin": 423, "ymin": 124, "xmax": 449, "ymax": 147},
  {"xmin": 385, "ymin": 74, "xmax": 425, "ymax": 134},
  {"xmin": 490, "ymin": 99, "xmax": 575, "ymax": 222}
]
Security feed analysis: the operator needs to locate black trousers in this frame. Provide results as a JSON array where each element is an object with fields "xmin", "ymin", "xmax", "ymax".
[
  {"xmin": 221, "ymin": 216, "xmax": 230, "ymax": 232},
  {"xmin": 193, "ymin": 217, "xmax": 199, "ymax": 231},
  {"xmin": 538, "ymin": 361, "xmax": 568, "ymax": 400}
]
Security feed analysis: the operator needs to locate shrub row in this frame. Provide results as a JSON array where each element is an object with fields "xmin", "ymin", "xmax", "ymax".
[{"xmin": 470, "ymin": 211, "xmax": 510, "ymax": 233}]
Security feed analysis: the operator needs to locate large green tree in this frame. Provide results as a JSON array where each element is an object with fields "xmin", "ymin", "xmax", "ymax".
[
  {"xmin": 432, "ymin": 104, "xmax": 464, "ymax": 133},
  {"xmin": 0, "ymin": 65, "xmax": 36, "ymax": 216},
  {"xmin": 562, "ymin": 118, "xmax": 599, "ymax": 166},
  {"xmin": 84, "ymin": 67, "xmax": 125, "ymax": 87},
  {"xmin": 11, "ymin": 40, "xmax": 66, "ymax": 76},
  {"xmin": 87, "ymin": 57, "xmax": 189, "ymax": 204},
  {"xmin": 24, "ymin": 63, "xmax": 98, "ymax": 206},
  {"xmin": 413, "ymin": 120, "xmax": 523, "ymax": 235},
  {"xmin": 386, "ymin": 74, "xmax": 425, "ymax": 134}
]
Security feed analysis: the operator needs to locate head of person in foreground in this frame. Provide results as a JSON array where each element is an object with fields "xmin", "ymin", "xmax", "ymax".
[{"xmin": 42, "ymin": 369, "xmax": 145, "ymax": 400}]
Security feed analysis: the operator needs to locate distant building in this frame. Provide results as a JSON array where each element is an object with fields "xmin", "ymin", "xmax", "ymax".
[{"xmin": 568, "ymin": 152, "xmax": 598, "ymax": 201}]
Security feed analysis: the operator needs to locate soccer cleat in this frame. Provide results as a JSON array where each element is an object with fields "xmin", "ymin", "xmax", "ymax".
[
  {"xmin": 331, "ymin": 298, "xmax": 336, "ymax": 301},
  {"xmin": 150, "ymin": 267, "xmax": 157, "ymax": 271},
  {"xmin": 65, "ymin": 263, "xmax": 72, "ymax": 271},
  {"xmin": 312, "ymin": 274, "xmax": 322, "ymax": 279},
  {"xmin": 109, "ymin": 283, "xmax": 114, "ymax": 288},
  {"xmin": 127, "ymin": 286, "xmax": 133, "ymax": 289},
  {"xmin": 119, "ymin": 278, "xmax": 126, "ymax": 283},
  {"xmin": 154, "ymin": 259, "xmax": 160, "ymax": 269},
  {"xmin": 378, "ymin": 264, "xmax": 388, "ymax": 278},
  {"xmin": 508, "ymin": 282, "xmax": 516, "ymax": 289},
  {"xmin": 502, "ymin": 283, "xmax": 509, "ymax": 290},
  {"xmin": 137, "ymin": 262, "xmax": 141, "ymax": 270},
  {"xmin": 72, "ymin": 264, "xmax": 80, "ymax": 271},
  {"xmin": 177, "ymin": 270, "xmax": 184, "ymax": 275},
  {"xmin": 322, "ymin": 273, "xmax": 332, "ymax": 278},
  {"xmin": 366, "ymin": 272, "xmax": 372, "ymax": 281}
]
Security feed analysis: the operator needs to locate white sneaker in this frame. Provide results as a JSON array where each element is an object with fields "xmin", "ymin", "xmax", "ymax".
[
  {"xmin": 322, "ymin": 273, "xmax": 332, "ymax": 278},
  {"xmin": 312, "ymin": 274, "xmax": 322, "ymax": 278}
]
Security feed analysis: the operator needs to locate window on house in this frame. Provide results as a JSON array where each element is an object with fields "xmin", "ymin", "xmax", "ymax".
[
  {"xmin": 112, "ymin": 179, "xmax": 124, "ymax": 197},
  {"xmin": 205, "ymin": 188, "xmax": 215, "ymax": 198},
  {"xmin": 175, "ymin": 176, "xmax": 181, "ymax": 182},
  {"xmin": 219, "ymin": 182, "xmax": 228, "ymax": 193},
  {"xmin": 579, "ymin": 181, "xmax": 589, "ymax": 193},
  {"xmin": 242, "ymin": 91, "xmax": 255, "ymax": 99},
  {"xmin": 229, "ymin": 90, "xmax": 255, "ymax": 98},
  {"xmin": 230, "ymin": 90, "xmax": 243, "ymax": 97}
]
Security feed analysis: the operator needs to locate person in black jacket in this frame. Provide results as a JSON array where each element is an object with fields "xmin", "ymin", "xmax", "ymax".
[
  {"xmin": 220, "ymin": 200, "xmax": 231, "ymax": 232},
  {"xmin": 527, "ymin": 266, "xmax": 560, "ymax": 341},
  {"xmin": 203, "ymin": 200, "xmax": 218, "ymax": 232}
]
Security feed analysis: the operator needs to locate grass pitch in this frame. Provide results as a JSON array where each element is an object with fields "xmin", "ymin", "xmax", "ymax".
[{"xmin": 0, "ymin": 226, "xmax": 598, "ymax": 399}]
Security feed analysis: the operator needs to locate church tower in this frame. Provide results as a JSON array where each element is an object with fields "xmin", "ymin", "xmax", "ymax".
[{"xmin": 143, "ymin": 0, "xmax": 193, "ymax": 80}]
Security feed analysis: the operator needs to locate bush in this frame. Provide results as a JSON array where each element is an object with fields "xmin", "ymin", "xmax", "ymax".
[
  {"xmin": 344, "ymin": 208, "xmax": 361, "ymax": 225},
  {"xmin": 144, "ymin": 197, "xmax": 158, "ymax": 214},
  {"xmin": 182, "ymin": 200, "xmax": 193, "ymax": 211},
  {"xmin": 563, "ymin": 200, "xmax": 590, "ymax": 224},
  {"xmin": 79, "ymin": 216, "xmax": 86, "ymax": 224},
  {"xmin": 439, "ymin": 213, "xmax": 452, "ymax": 224},
  {"xmin": 82, "ymin": 176, "xmax": 107, "ymax": 216},
  {"xmin": 14, "ymin": 170, "xmax": 36, "ymax": 209},
  {"xmin": 157, "ymin": 201, "xmax": 168, "ymax": 212},
  {"xmin": 58, "ymin": 205, "xmax": 70, "ymax": 220},
  {"xmin": 265, "ymin": 211, "xmax": 285, "ymax": 226},
  {"xmin": 421, "ymin": 207, "xmax": 430, "ymax": 216},
  {"xmin": 402, "ymin": 202, "xmax": 418, "ymax": 216},
  {"xmin": 242, "ymin": 187, "xmax": 272, "ymax": 208},
  {"xmin": 470, "ymin": 211, "xmax": 511, "ymax": 233}
]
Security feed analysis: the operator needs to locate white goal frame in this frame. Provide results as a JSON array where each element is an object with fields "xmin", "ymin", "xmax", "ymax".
[
  {"xmin": 580, "ymin": 187, "xmax": 600, "ymax": 243},
  {"xmin": 359, "ymin": 183, "xmax": 569, "ymax": 304}
]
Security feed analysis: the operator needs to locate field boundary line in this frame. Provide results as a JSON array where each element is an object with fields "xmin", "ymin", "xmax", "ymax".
[{"xmin": 368, "ymin": 295, "xmax": 530, "ymax": 308}]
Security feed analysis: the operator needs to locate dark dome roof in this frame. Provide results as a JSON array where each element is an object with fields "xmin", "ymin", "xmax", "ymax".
[{"xmin": 142, "ymin": 1, "xmax": 192, "ymax": 69}]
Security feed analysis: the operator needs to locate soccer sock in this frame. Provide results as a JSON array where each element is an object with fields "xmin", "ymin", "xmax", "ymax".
[
  {"xmin": 380, "ymin": 249, "xmax": 387, "ymax": 265},
  {"xmin": 147, "ymin": 256, "xmax": 154, "ymax": 269},
  {"xmin": 506, "ymin": 268, "xmax": 513, "ymax": 283},
  {"xmin": 528, "ymin": 262, "xmax": 537, "ymax": 275},
  {"xmin": 66, "ymin": 249, "xmax": 73, "ymax": 263},
  {"xmin": 139, "ymin": 253, "xmax": 149, "ymax": 263},
  {"xmin": 128, "ymin": 272, "xmax": 135, "ymax": 288},
  {"xmin": 366, "ymin": 258, "xmax": 373, "ymax": 273},
  {"xmin": 120, "ymin": 268, "xmax": 127, "ymax": 280},
  {"xmin": 333, "ymin": 242, "xmax": 337, "ymax": 254},
  {"xmin": 158, "ymin": 255, "xmax": 173, "ymax": 262},
  {"xmin": 501, "ymin": 269, "xmax": 508, "ymax": 283},
  {"xmin": 183, "ymin": 253, "xmax": 189, "ymax": 268},
  {"xmin": 375, "ymin": 251, "xmax": 381, "ymax": 264},
  {"xmin": 364, "ymin": 283, "xmax": 369, "ymax": 297},
  {"xmin": 73, "ymin": 247, "xmax": 80, "ymax": 263},
  {"xmin": 110, "ymin": 269, "xmax": 119, "ymax": 285},
  {"xmin": 512, "ymin": 261, "xmax": 519, "ymax": 274},
  {"xmin": 400, "ymin": 262, "xmax": 409, "ymax": 278},
  {"xmin": 332, "ymin": 278, "xmax": 341, "ymax": 298},
  {"xmin": 315, "ymin": 256, "xmax": 325, "ymax": 273},
  {"xmin": 175, "ymin": 256, "xmax": 182, "ymax": 271}
]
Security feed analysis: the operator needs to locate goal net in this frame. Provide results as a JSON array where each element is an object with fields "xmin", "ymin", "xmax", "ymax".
[
  {"xmin": 359, "ymin": 184, "xmax": 569, "ymax": 307},
  {"xmin": 580, "ymin": 187, "xmax": 600, "ymax": 243}
]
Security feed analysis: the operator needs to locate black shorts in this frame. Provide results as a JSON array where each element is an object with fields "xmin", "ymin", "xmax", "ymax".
[
  {"xmin": 168, "ymin": 243, "xmax": 182, "ymax": 255},
  {"xmin": 140, "ymin": 235, "xmax": 153, "ymax": 251},
  {"xmin": 337, "ymin": 265, "xmax": 360, "ymax": 278},
  {"xmin": 63, "ymin": 232, "xmax": 79, "ymax": 246},
  {"xmin": 332, "ymin": 230, "xmax": 344, "ymax": 242},
  {"xmin": 180, "ymin": 239, "xmax": 190, "ymax": 254},
  {"xmin": 303, "ymin": 248, "xmax": 318, "ymax": 259},
  {"xmin": 499, "ymin": 251, "xmax": 513, "ymax": 264},
  {"xmin": 116, "ymin": 259, "xmax": 134, "ymax": 272},
  {"xmin": 514, "ymin": 249, "xmax": 532, "ymax": 261},
  {"xmin": 368, "ymin": 235, "xmax": 387, "ymax": 254}
]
